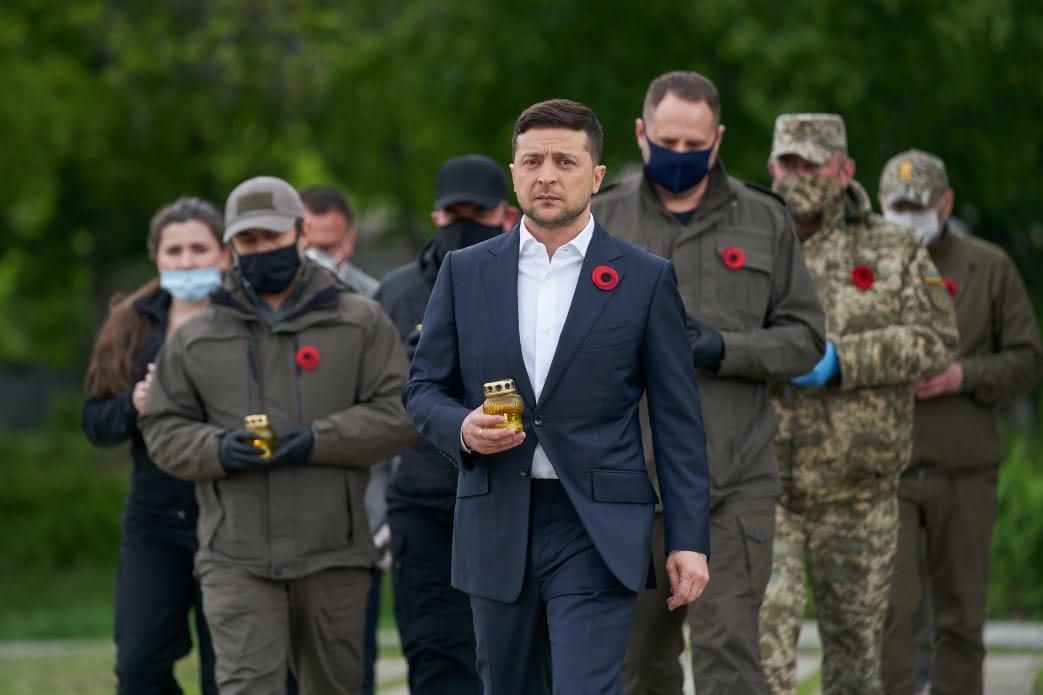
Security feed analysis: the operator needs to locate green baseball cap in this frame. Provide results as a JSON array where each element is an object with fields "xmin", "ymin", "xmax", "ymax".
[{"xmin": 223, "ymin": 175, "xmax": 305, "ymax": 242}]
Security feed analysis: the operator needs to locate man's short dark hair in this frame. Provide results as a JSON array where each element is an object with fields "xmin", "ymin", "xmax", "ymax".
[
  {"xmin": 512, "ymin": 99, "xmax": 603, "ymax": 164},
  {"xmin": 299, "ymin": 186, "xmax": 354, "ymax": 223},
  {"xmin": 643, "ymin": 71, "xmax": 721, "ymax": 126}
]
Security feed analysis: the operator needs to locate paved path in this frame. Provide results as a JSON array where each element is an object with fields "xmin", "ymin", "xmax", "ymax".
[
  {"xmin": 3, "ymin": 622, "xmax": 1039, "ymax": 694},
  {"xmin": 371, "ymin": 621, "xmax": 1043, "ymax": 694}
]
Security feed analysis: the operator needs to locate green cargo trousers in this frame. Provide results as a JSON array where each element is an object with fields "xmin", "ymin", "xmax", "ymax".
[
  {"xmin": 198, "ymin": 562, "xmax": 370, "ymax": 695},
  {"xmin": 622, "ymin": 497, "xmax": 775, "ymax": 695},
  {"xmin": 882, "ymin": 467, "xmax": 997, "ymax": 695}
]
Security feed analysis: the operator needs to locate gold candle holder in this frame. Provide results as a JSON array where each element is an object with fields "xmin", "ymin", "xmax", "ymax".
[
  {"xmin": 244, "ymin": 414, "xmax": 276, "ymax": 459},
  {"xmin": 482, "ymin": 379, "xmax": 524, "ymax": 432}
]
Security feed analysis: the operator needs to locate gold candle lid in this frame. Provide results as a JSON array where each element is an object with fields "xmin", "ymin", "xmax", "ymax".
[{"xmin": 483, "ymin": 379, "xmax": 517, "ymax": 396}]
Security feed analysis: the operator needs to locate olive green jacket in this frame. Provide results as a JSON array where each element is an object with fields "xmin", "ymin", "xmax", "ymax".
[
  {"xmin": 910, "ymin": 228, "xmax": 1043, "ymax": 472},
  {"xmin": 140, "ymin": 262, "xmax": 416, "ymax": 578},
  {"xmin": 771, "ymin": 181, "xmax": 960, "ymax": 508},
  {"xmin": 592, "ymin": 162, "xmax": 826, "ymax": 505}
]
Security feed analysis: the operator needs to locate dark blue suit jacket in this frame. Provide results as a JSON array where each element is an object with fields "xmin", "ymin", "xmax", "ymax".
[{"xmin": 402, "ymin": 222, "xmax": 710, "ymax": 603}]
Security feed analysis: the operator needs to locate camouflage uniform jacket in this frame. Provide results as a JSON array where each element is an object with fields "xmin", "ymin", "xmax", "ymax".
[
  {"xmin": 911, "ymin": 227, "xmax": 1043, "ymax": 472},
  {"xmin": 771, "ymin": 181, "xmax": 959, "ymax": 508},
  {"xmin": 593, "ymin": 162, "xmax": 826, "ymax": 506}
]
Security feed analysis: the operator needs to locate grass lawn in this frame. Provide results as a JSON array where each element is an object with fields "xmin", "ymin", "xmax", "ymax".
[
  {"xmin": 0, "ymin": 564, "xmax": 115, "ymax": 641},
  {"xmin": 0, "ymin": 640, "xmax": 206, "ymax": 695},
  {"xmin": 0, "ymin": 563, "xmax": 401, "ymax": 693}
]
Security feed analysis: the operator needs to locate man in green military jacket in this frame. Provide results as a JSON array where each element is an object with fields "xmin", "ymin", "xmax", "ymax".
[
  {"xmin": 758, "ymin": 115, "xmax": 960, "ymax": 695},
  {"xmin": 876, "ymin": 149, "xmax": 1043, "ymax": 695},
  {"xmin": 592, "ymin": 70, "xmax": 826, "ymax": 695}
]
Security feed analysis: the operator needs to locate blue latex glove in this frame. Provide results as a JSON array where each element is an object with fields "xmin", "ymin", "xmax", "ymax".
[{"xmin": 791, "ymin": 341, "xmax": 840, "ymax": 388}]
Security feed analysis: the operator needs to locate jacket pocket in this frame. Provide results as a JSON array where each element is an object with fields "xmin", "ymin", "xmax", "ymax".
[
  {"xmin": 210, "ymin": 477, "xmax": 264, "ymax": 561},
  {"xmin": 198, "ymin": 480, "xmax": 225, "ymax": 550},
  {"xmin": 456, "ymin": 465, "xmax": 489, "ymax": 498},
  {"xmin": 713, "ymin": 237, "xmax": 773, "ymax": 325},
  {"xmin": 295, "ymin": 467, "xmax": 355, "ymax": 556},
  {"xmin": 590, "ymin": 469, "xmax": 658, "ymax": 504}
]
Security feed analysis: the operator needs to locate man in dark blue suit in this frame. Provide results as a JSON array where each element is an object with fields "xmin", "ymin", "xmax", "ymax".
[{"xmin": 403, "ymin": 99, "xmax": 712, "ymax": 695}]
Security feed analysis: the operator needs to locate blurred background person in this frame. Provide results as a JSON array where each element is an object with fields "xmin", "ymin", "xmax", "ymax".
[
  {"xmin": 376, "ymin": 153, "xmax": 517, "ymax": 694},
  {"xmin": 82, "ymin": 196, "xmax": 228, "ymax": 695},
  {"xmin": 300, "ymin": 185, "xmax": 380, "ymax": 296},
  {"xmin": 877, "ymin": 149, "xmax": 1043, "ymax": 695}
]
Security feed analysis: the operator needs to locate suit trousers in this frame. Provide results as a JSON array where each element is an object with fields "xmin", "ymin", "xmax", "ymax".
[
  {"xmin": 882, "ymin": 467, "xmax": 997, "ymax": 695},
  {"xmin": 198, "ymin": 562, "xmax": 370, "ymax": 695},
  {"xmin": 470, "ymin": 479, "xmax": 638, "ymax": 695},
  {"xmin": 115, "ymin": 521, "xmax": 217, "ymax": 695},
  {"xmin": 623, "ymin": 498, "xmax": 774, "ymax": 695},
  {"xmin": 389, "ymin": 505, "xmax": 482, "ymax": 695}
]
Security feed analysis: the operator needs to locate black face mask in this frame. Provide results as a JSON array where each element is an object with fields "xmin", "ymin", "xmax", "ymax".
[
  {"xmin": 434, "ymin": 218, "xmax": 502, "ymax": 256},
  {"xmin": 238, "ymin": 244, "xmax": 301, "ymax": 294}
]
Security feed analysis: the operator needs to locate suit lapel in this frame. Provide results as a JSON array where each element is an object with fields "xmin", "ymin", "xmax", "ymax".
[
  {"xmin": 480, "ymin": 228, "xmax": 537, "ymax": 406},
  {"xmin": 538, "ymin": 224, "xmax": 623, "ymax": 407}
]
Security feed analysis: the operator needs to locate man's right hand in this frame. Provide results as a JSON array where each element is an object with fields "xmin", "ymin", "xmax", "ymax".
[
  {"xmin": 460, "ymin": 405, "xmax": 526, "ymax": 455},
  {"xmin": 218, "ymin": 429, "xmax": 267, "ymax": 472}
]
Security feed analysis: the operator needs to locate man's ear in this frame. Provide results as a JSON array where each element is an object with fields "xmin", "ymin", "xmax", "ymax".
[
  {"xmin": 937, "ymin": 189, "xmax": 955, "ymax": 221},
  {"xmin": 767, "ymin": 158, "xmax": 779, "ymax": 180},
  {"xmin": 503, "ymin": 206, "xmax": 520, "ymax": 230},
  {"xmin": 839, "ymin": 156, "xmax": 856, "ymax": 189}
]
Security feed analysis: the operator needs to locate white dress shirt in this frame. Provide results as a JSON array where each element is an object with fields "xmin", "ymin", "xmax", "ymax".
[{"xmin": 517, "ymin": 215, "xmax": 595, "ymax": 479}]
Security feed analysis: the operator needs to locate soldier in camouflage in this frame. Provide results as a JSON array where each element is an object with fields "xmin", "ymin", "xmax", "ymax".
[
  {"xmin": 877, "ymin": 149, "xmax": 1043, "ymax": 695},
  {"xmin": 758, "ymin": 114, "xmax": 960, "ymax": 694}
]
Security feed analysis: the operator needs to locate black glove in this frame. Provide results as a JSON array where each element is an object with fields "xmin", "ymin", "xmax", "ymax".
[
  {"xmin": 404, "ymin": 326, "xmax": 422, "ymax": 362},
  {"xmin": 219, "ymin": 429, "xmax": 267, "ymax": 472},
  {"xmin": 266, "ymin": 425, "xmax": 315, "ymax": 468},
  {"xmin": 686, "ymin": 315, "xmax": 725, "ymax": 371}
]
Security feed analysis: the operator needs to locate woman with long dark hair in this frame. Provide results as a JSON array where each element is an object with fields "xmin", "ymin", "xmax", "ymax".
[{"xmin": 82, "ymin": 197, "xmax": 227, "ymax": 695}]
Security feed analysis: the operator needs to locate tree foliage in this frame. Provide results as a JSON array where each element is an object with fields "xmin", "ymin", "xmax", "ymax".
[{"xmin": 3, "ymin": 0, "xmax": 1042, "ymax": 367}]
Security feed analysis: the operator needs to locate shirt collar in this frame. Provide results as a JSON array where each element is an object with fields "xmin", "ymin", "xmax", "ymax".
[{"xmin": 518, "ymin": 214, "xmax": 595, "ymax": 259}]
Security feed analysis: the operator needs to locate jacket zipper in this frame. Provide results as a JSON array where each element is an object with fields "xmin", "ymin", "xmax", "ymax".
[
  {"xmin": 293, "ymin": 335, "xmax": 303, "ymax": 422},
  {"xmin": 251, "ymin": 327, "xmax": 273, "ymax": 577}
]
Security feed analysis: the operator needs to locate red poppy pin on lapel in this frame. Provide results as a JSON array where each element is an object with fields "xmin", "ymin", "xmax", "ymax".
[
  {"xmin": 721, "ymin": 247, "xmax": 746, "ymax": 270},
  {"xmin": 592, "ymin": 265, "xmax": 619, "ymax": 291},
  {"xmin": 852, "ymin": 265, "xmax": 874, "ymax": 291},
  {"xmin": 943, "ymin": 278, "xmax": 958, "ymax": 297},
  {"xmin": 296, "ymin": 345, "xmax": 320, "ymax": 371}
]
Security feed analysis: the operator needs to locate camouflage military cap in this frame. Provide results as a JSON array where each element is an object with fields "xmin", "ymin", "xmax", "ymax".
[
  {"xmin": 770, "ymin": 113, "xmax": 847, "ymax": 165},
  {"xmin": 879, "ymin": 148, "xmax": 949, "ymax": 208}
]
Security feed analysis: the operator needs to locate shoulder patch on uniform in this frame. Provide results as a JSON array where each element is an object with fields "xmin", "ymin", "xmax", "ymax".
[
  {"xmin": 921, "ymin": 269, "xmax": 944, "ymax": 286},
  {"xmin": 742, "ymin": 180, "xmax": 787, "ymax": 207}
]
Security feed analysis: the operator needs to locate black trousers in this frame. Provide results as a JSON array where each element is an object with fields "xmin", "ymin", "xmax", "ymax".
[
  {"xmin": 388, "ymin": 504, "xmax": 483, "ymax": 695},
  {"xmin": 115, "ymin": 519, "xmax": 217, "ymax": 695}
]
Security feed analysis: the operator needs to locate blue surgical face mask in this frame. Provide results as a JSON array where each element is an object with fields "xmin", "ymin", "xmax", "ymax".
[
  {"xmin": 304, "ymin": 247, "xmax": 339, "ymax": 272},
  {"xmin": 160, "ymin": 267, "xmax": 222, "ymax": 303},
  {"xmin": 643, "ymin": 135, "xmax": 716, "ymax": 194}
]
